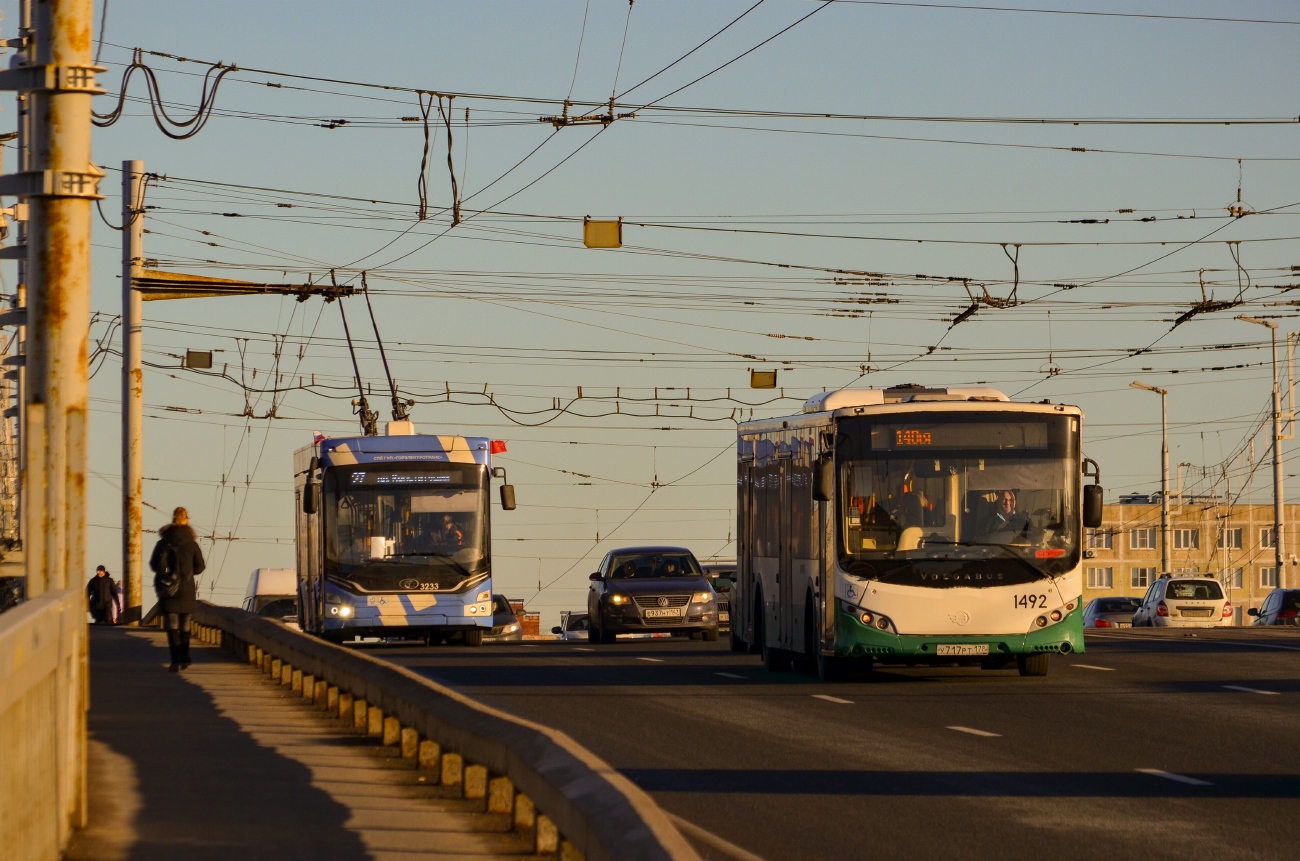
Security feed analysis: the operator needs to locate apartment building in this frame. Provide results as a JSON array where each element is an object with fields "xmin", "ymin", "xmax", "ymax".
[{"xmin": 1081, "ymin": 495, "xmax": 1295, "ymax": 625}]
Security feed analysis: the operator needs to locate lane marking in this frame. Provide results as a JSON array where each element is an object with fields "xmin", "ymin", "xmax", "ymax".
[
  {"xmin": 1088, "ymin": 632, "xmax": 1300, "ymax": 652},
  {"xmin": 947, "ymin": 726, "xmax": 1000, "ymax": 737},
  {"xmin": 714, "ymin": 672, "xmax": 746, "ymax": 679},
  {"xmin": 1136, "ymin": 768, "xmax": 1212, "ymax": 786},
  {"xmin": 1223, "ymin": 684, "xmax": 1280, "ymax": 696},
  {"xmin": 636, "ymin": 657, "xmax": 665, "ymax": 663},
  {"xmin": 812, "ymin": 694, "xmax": 854, "ymax": 704},
  {"xmin": 573, "ymin": 647, "xmax": 594, "ymax": 652},
  {"xmin": 1071, "ymin": 664, "xmax": 1116, "ymax": 671}
]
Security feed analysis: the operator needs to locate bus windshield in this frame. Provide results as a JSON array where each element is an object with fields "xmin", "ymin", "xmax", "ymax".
[
  {"xmin": 323, "ymin": 462, "xmax": 489, "ymax": 592},
  {"xmin": 836, "ymin": 413, "xmax": 1078, "ymax": 586}
]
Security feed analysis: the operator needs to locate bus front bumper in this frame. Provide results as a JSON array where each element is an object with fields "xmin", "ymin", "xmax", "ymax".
[{"xmin": 834, "ymin": 604, "xmax": 1085, "ymax": 660}]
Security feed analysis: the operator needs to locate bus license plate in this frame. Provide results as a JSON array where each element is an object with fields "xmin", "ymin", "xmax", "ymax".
[
  {"xmin": 936, "ymin": 644, "xmax": 988, "ymax": 656},
  {"xmin": 644, "ymin": 608, "xmax": 684, "ymax": 618}
]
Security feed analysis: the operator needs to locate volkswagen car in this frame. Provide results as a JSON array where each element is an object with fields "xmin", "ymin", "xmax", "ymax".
[{"xmin": 588, "ymin": 546, "xmax": 719, "ymax": 643}]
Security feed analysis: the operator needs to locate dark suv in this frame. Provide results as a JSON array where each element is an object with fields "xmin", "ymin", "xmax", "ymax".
[
  {"xmin": 588, "ymin": 546, "xmax": 718, "ymax": 643},
  {"xmin": 702, "ymin": 563, "xmax": 735, "ymax": 634},
  {"xmin": 1249, "ymin": 588, "xmax": 1300, "ymax": 626}
]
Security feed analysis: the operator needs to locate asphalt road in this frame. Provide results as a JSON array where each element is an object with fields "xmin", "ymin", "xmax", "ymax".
[{"xmin": 370, "ymin": 630, "xmax": 1300, "ymax": 861}]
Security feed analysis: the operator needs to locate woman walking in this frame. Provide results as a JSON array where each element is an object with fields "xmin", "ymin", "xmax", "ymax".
[{"xmin": 149, "ymin": 507, "xmax": 206, "ymax": 671}]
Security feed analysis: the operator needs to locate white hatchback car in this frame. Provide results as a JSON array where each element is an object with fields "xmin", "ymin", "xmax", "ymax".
[{"xmin": 1133, "ymin": 576, "xmax": 1232, "ymax": 627}]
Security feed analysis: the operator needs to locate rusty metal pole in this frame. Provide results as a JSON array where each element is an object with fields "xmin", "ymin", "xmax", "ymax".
[
  {"xmin": 121, "ymin": 160, "xmax": 143, "ymax": 621},
  {"xmin": 7, "ymin": 0, "xmax": 101, "ymax": 596}
]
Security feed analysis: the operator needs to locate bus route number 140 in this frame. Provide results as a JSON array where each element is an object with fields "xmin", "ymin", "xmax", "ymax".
[{"xmin": 1014, "ymin": 593, "xmax": 1049, "ymax": 609}]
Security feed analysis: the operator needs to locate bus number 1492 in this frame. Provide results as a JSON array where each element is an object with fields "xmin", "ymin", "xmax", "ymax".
[{"xmin": 1014, "ymin": 594, "xmax": 1048, "ymax": 609}]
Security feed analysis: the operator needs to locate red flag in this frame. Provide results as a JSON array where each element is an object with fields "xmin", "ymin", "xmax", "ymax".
[{"xmin": 490, "ymin": 440, "xmax": 507, "ymax": 454}]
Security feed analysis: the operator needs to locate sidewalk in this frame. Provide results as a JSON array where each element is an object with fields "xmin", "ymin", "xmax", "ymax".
[{"xmin": 65, "ymin": 627, "xmax": 533, "ymax": 861}]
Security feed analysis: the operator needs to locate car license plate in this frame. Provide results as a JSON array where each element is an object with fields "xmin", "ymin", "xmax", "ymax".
[
  {"xmin": 644, "ymin": 608, "xmax": 684, "ymax": 618},
  {"xmin": 719, "ymin": 612, "xmax": 730, "ymax": 622},
  {"xmin": 1116, "ymin": 622, "xmax": 1132, "ymax": 628},
  {"xmin": 936, "ymin": 644, "xmax": 989, "ymax": 656}
]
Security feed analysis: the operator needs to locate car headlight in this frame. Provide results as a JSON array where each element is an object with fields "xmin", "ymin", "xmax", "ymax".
[
  {"xmin": 505, "ymin": 623, "xmax": 519, "ymax": 633},
  {"xmin": 477, "ymin": 590, "xmax": 491, "ymax": 602},
  {"xmin": 610, "ymin": 594, "xmax": 629, "ymax": 605},
  {"xmin": 692, "ymin": 591, "xmax": 714, "ymax": 603}
]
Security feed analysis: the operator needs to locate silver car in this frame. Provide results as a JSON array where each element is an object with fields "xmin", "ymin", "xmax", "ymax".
[
  {"xmin": 1133, "ymin": 576, "xmax": 1232, "ymax": 628},
  {"xmin": 1082, "ymin": 596, "xmax": 1140, "ymax": 630}
]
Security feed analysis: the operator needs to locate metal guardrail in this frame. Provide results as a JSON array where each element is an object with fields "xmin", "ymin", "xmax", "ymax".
[
  {"xmin": 192, "ymin": 601, "xmax": 701, "ymax": 861},
  {"xmin": 0, "ymin": 589, "xmax": 87, "ymax": 861}
]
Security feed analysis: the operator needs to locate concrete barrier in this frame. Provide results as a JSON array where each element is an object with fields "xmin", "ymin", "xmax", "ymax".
[
  {"xmin": 0, "ymin": 590, "xmax": 88, "ymax": 861},
  {"xmin": 191, "ymin": 602, "xmax": 699, "ymax": 861}
]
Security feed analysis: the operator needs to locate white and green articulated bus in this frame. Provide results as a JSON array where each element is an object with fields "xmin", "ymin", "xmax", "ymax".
[{"xmin": 730, "ymin": 385, "xmax": 1104, "ymax": 679}]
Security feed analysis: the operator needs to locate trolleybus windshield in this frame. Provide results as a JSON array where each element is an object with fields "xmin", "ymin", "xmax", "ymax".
[
  {"xmin": 836, "ymin": 413, "xmax": 1078, "ymax": 585},
  {"xmin": 322, "ymin": 463, "xmax": 489, "ymax": 592}
]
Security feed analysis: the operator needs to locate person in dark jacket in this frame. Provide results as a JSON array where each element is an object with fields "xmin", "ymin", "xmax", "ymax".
[
  {"xmin": 149, "ymin": 506, "xmax": 206, "ymax": 671},
  {"xmin": 86, "ymin": 565, "xmax": 120, "ymax": 625}
]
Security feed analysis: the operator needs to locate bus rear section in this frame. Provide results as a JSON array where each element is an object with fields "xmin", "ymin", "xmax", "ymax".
[
  {"xmin": 733, "ymin": 386, "xmax": 1101, "ymax": 678},
  {"xmin": 294, "ymin": 430, "xmax": 514, "ymax": 646}
]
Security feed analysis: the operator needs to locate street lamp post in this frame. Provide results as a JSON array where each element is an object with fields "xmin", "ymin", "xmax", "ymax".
[
  {"xmin": 1237, "ymin": 315, "xmax": 1285, "ymax": 581},
  {"xmin": 1131, "ymin": 381, "xmax": 1169, "ymax": 575}
]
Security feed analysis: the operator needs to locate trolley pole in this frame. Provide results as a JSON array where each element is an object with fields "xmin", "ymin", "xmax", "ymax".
[
  {"xmin": 0, "ymin": 0, "xmax": 101, "ymax": 595},
  {"xmin": 121, "ymin": 160, "xmax": 144, "ymax": 621}
]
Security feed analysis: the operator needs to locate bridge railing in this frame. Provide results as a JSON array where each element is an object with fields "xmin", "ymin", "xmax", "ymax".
[
  {"xmin": 192, "ymin": 602, "xmax": 700, "ymax": 861},
  {"xmin": 0, "ymin": 589, "xmax": 87, "ymax": 861}
]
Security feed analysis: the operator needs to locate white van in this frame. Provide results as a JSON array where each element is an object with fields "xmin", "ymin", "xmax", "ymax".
[{"xmin": 242, "ymin": 568, "xmax": 299, "ymax": 628}]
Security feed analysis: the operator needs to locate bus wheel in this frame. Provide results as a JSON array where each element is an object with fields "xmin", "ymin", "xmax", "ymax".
[
  {"xmin": 729, "ymin": 627, "xmax": 747, "ymax": 652},
  {"xmin": 816, "ymin": 651, "xmax": 842, "ymax": 682},
  {"xmin": 464, "ymin": 628, "xmax": 485, "ymax": 647},
  {"xmin": 1017, "ymin": 653, "xmax": 1050, "ymax": 676}
]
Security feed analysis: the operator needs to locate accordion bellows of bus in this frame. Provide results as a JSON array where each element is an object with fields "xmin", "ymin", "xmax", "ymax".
[{"xmin": 730, "ymin": 385, "xmax": 1103, "ymax": 679}]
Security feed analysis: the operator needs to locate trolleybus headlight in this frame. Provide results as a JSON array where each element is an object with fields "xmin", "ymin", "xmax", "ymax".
[
  {"xmin": 692, "ymin": 591, "xmax": 714, "ymax": 604},
  {"xmin": 338, "ymin": 606, "xmax": 353, "ymax": 618},
  {"xmin": 1034, "ymin": 616, "xmax": 1048, "ymax": 628},
  {"xmin": 875, "ymin": 617, "xmax": 890, "ymax": 631},
  {"xmin": 859, "ymin": 611, "xmax": 873, "ymax": 626},
  {"xmin": 610, "ymin": 594, "xmax": 629, "ymax": 605},
  {"xmin": 1049, "ymin": 610, "xmax": 1062, "ymax": 622},
  {"xmin": 477, "ymin": 590, "xmax": 491, "ymax": 602}
]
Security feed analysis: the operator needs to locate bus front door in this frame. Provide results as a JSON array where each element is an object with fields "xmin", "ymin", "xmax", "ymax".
[{"xmin": 778, "ymin": 452, "xmax": 793, "ymax": 648}]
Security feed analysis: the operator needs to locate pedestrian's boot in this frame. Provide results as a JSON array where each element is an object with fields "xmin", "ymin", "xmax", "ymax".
[
  {"xmin": 179, "ymin": 630, "xmax": 192, "ymax": 670},
  {"xmin": 166, "ymin": 629, "xmax": 181, "ymax": 672}
]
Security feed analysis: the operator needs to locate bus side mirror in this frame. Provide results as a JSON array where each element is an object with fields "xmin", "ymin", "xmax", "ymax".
[
  {"xmin": 813, "ymin": 456, "xmax": 834, "ymax": 502},
  {"xmin": 500, "ymin": 484, "xmax": 516, "ymax": 511},
  {"xmin": 302, "ymin": 483, "xmax": 318, "ymax": 515},
  {"xmin": 1083, "ymin": 484, "xmax": 1103, "ymax": 529}
]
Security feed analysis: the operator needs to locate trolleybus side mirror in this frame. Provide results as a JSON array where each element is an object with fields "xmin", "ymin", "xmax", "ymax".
[
  {"xmin": 1083, "ymin": 484, "xmax": 1103, "ymax": 529},
  {"xmin": 302, "ymin": 482, "xmax": 318, "ymax": 515},
  {"xmin": 492, "ymin": 466, "xmax": 517, "ymax": 511},
  {"xmin": 814, "ymin": 456, "xmax": 834, "ymax": 502}
]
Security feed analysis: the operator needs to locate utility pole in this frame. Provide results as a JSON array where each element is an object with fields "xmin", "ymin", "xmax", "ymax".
[
  {"xmin": 121, "ymin": 160, "xmax": 143, "ymax": 621},
  {"xmin": 1131, "ymin": 381, "xmax": 1169, "ymax": 574},
  {"xmin": 1237, "ymin": 315, "xmax": 1285, "ymax": 581},
  {"xmin": 0, "ymin": 0, "xmax": 102, "ymax": 596}
]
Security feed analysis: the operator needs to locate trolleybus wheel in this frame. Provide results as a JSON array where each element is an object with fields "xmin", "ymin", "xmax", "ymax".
[
  {"xmin": 464, "ymin": 628, "xmax": 485, "ymax": 647},
  {"xmin": 816, "ymin": 650, "xmax": 842, "ymax": 682},
  {"xmin": 1017, "ymin": 652, "xmax": 1050, "ymax": 676},
  {"xmin": 729, "ymin": 627, "xmax": 747, "ymax": 652}
]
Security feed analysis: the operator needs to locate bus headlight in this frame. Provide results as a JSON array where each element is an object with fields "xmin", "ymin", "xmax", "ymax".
[
  {"xmin": 339, "ymin": 606, "xmax": 353, "ymax": 618},
  {"xmin": 610, "ymin": 594, "xmax": 629, "ymax": 605},
  {"xmin": 692, "ymin": 592, "xmax": 713, "ymax": 604},
  {"xmin": 477, "ymin": 590, "xmax": 491, "ymax": 602}
]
